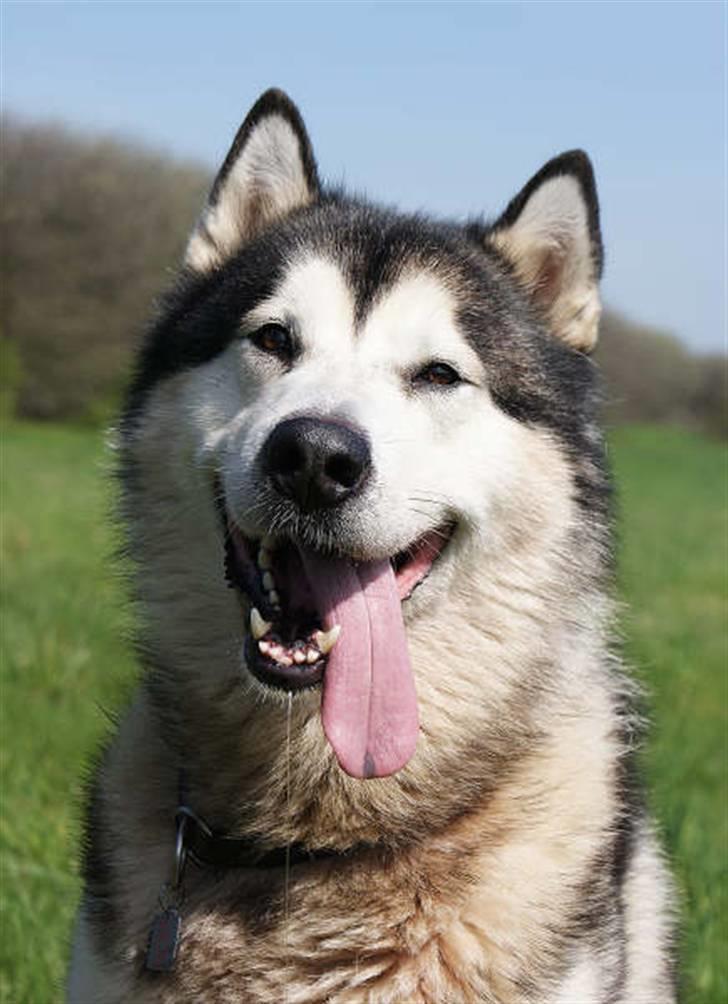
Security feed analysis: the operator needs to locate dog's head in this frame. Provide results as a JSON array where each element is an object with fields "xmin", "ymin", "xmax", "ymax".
[{"xmin": 121, "ymin": 90, "xmax": 608, "ymax": 797}]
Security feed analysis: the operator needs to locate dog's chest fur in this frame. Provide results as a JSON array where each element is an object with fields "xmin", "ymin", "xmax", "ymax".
[
  {"xmin": 154, "ymin": 854, "xmax": 544, "ymax": 1004},
  {"xmin": 79, "ymin": 687, "xmax": 633, "ymax": 1004}
]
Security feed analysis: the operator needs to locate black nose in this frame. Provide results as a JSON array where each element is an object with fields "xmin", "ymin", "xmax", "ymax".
[{"xmin": 262, "ymin": 417, "xmax": 371, "ymax": 511}]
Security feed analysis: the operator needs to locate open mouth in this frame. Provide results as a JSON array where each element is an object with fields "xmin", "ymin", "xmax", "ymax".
[
  {"xmin": 224, "ymin": 524, "xmax": 454, "ymax": 689},
  {"xmin": 220, "ymin": 498, "xmax": 455, "ymax": 779}
]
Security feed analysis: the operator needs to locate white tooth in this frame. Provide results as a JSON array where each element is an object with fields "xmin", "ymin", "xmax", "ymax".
[
  {"xmin": 278, "ymin": 655, "xmax": 293, "ymax": 667},
  {"xmin": 293, "ymin": 650, "xmax": 306, "ymax": 664},
  {"xmin": 250, "ymin": 607, "xmax": 272, "ymax": 640},
  {"xmin": 258, "ymin": 548, "xmax": 272, "ymax": 570},
  {"xmin": 269, "ymin": 589, "xmax": 280, "ymax": 606},
  {"xmin": 314, "ymin": 624, "xmax": 341, "ymax": 655},
  {"xmin": 262, "ymin": 571, "xmax": 275, "ymax": 592},
  {"xmin": 306, "ymin": 649, "xmax": 319, "ymax": 664},
  {"xmin": 258, "ymin": 640, "xmax": 271, "ymax": 655}
]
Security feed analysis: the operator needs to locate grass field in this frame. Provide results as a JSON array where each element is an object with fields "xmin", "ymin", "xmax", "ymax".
[{"xmin": 1, "ymin": 421, "xmax": 726, "ymax": 1002}]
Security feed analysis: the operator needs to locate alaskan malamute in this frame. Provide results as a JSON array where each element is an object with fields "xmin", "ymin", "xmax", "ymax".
[{"xmin": 68, "ymin": 89, "xmax": 676, "ymax": 1002}]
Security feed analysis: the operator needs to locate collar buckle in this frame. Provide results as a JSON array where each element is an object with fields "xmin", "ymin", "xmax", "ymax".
[{"xmin": 174, "ymin": 805, "xmax": 212, "ymax": 881}]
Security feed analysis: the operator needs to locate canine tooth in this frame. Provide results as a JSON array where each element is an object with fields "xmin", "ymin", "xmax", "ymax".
[
  {"xmin": 314, "ymin": 625, "xmax": 341, "ymax": 655},
  {"xmin": 250, "ymin": 607, "xmax": 272, "ymax": 640},
  {"xmin": 258, "ymin": 548, "xmax": 272, "ymax": 570},
  {"xmin": 262, "ymin": 571, "xmax": 275, "ymax": 592}
]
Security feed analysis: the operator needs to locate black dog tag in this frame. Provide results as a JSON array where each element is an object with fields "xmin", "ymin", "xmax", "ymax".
[{"xmin": 145, "ymin": 907, "xmax": 181, "ymax": 971}]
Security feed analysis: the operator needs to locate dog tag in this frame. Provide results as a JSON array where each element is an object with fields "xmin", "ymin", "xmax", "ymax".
[{"xmin": 145, "ymin": 907, "xmax": 181, "ymax": 972}]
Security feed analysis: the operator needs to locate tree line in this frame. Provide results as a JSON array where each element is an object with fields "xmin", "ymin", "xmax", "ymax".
[{"xmin": 1, "ymin": 117, "xmax": 725, "ymax": 437}]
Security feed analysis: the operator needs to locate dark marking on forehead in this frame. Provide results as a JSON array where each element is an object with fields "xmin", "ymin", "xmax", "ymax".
[{"xmin": 304, "ymin": 203, "xmax": 484, "ymax": 327}]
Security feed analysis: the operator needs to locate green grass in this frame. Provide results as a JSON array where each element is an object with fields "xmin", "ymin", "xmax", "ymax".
[
  {"xmin": 609, "ymin": 425, "xmax": 728, "ymax": 1000},
  {"xmin": 1, "ymin": 424, "xmax": 136, "ymax": 1004},
  {"xmin": 1, "ymin": 421, "xmax": 726, "ymax": 1002}
]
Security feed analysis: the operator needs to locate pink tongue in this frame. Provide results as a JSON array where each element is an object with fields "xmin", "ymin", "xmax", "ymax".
[{"xmin": 299, "ymin": 550, "xmax": 419, "ymax": 779}]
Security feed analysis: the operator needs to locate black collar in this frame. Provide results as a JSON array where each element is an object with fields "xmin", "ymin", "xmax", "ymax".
[
  {"xmin": 175, "ymin": 804, "xmax": 351, "ymax": 871},
  {"xmin": 174, "ymin": 770, "xmax": 374, "ymax": 875}
]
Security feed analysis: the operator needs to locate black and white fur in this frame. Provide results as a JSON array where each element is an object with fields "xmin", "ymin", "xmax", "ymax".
[{"xmin": 68, "ymin": 89, "xmax": 677, "ymax": 1003}]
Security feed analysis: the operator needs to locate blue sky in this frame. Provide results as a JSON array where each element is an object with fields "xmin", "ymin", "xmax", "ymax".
[{"xmin": 2, "ymin": 1, "xmax": 725, "ymax": 352}]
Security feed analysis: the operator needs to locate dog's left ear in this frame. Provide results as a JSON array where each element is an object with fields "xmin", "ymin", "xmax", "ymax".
[
  {"xmin": 486, "ymin": 151, "xmax": 603, "ymax": 352},
  {"xmin": 185, "ymin": 88, "xmax": 320, "ymax": 273}
]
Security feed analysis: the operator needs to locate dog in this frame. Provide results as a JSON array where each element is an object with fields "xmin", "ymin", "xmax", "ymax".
[{"xmin": 67, "ymin": 88, "xmax": 677, "ymax": 1002}]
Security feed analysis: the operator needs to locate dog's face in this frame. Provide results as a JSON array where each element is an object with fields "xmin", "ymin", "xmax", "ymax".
[
  {"xmin": 122, "ymin": 91, "xmax": 607, "ymax": 791},
  {"xmin": 219, "ymin": 259, "xmax": 484, "ymax": 561}
]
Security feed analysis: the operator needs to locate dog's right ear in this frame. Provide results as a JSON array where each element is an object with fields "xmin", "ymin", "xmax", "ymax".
[{"xmin": 184, "ymin": 89, "xmax": 320, "ymax": 273}]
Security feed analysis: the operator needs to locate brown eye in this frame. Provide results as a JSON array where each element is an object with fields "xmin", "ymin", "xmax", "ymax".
[
  {"xmin": 413, "ymin": 362, "xmax": 462, "ymax": 388},
  {"xmin": 251, "ymin": 323, "xmax": 295, "ymax": 361}
]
